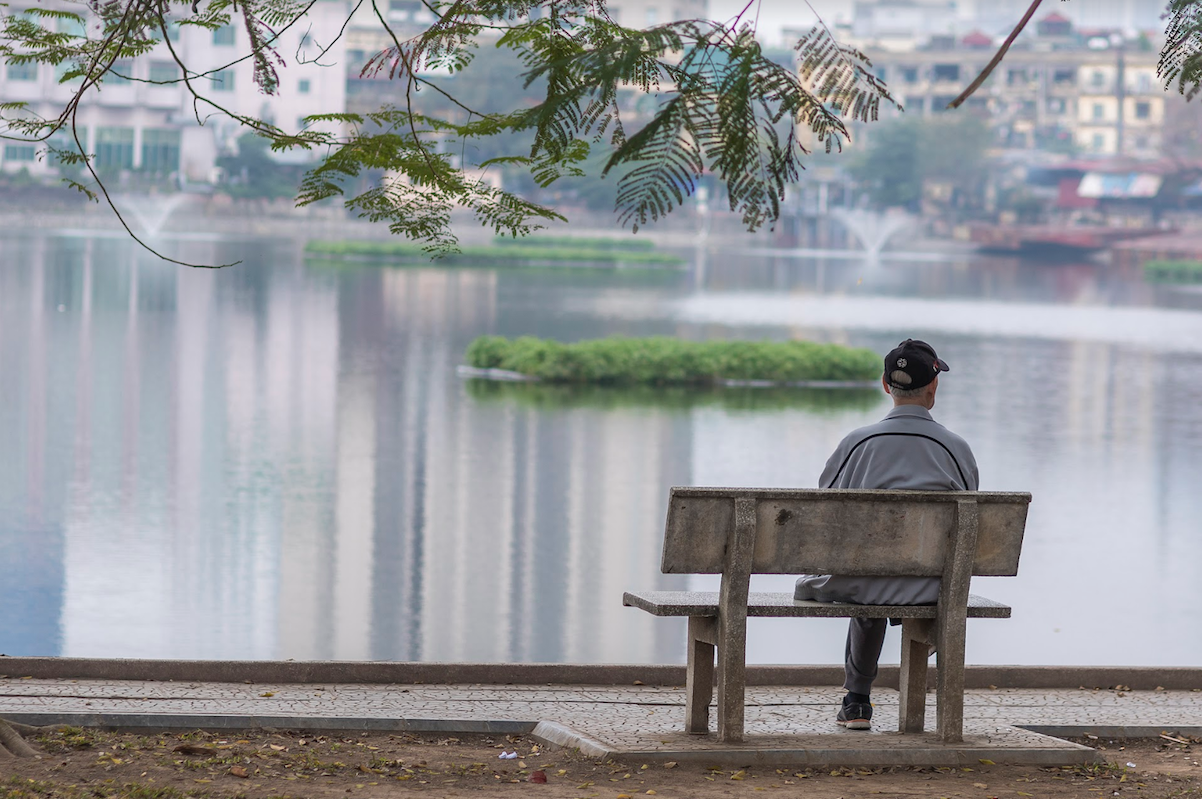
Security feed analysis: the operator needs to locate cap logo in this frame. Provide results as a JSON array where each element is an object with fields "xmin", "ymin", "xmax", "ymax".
[{"xmin": 896, "ymin": 358, "xmax": 907, "ymax": 368}]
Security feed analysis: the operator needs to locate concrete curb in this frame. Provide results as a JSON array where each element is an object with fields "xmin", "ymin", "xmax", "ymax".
[
  {"xmin": 1, "ymin": 658, "xmax": 1200, "ymax": 690},
  {"xmin": 0, "ymin": 712, "xmax": 536, "ymax": 736}
]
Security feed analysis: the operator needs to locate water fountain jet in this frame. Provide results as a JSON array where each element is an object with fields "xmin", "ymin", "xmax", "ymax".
[
  {"xmin": 830, "ymin": 208, "xmax": 912, "ymax": 257},
  {"xmin": 114, "ymin": 193, "xmax": 192, "ymax": 238}
]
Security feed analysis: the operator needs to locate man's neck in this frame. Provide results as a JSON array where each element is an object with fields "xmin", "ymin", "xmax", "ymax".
[{"xmin": 892, "ymin": 399, "xmax": 933, "ymax": 411}]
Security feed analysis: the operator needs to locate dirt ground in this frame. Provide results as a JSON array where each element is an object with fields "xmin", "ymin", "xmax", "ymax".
[{"xmin": 1, "ymin": 726, "xmax": 1199, "ymax": 799}]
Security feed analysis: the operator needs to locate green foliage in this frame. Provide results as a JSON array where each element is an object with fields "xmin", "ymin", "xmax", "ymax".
[
  {"xmin": 304, "ymin": 239, "xmax": 684, "ymax": 266},
  {"xmin": 464, "ymin": 335, "xmax": 880, "ymax": 385},
  {"xmin": 465, "ymin": 379, "xmax": 882, "ymax": 412},
  {"xmin": 1143, "ymin": 259, "xmax": 1202, "ymax": 282},
  {"xmin": 1164, "ymin": 0, "xmax": 1202, "ymax": 100},
  {"xmin": 845, "ymin": 114, "xmax": 991, "ymax": 210}
]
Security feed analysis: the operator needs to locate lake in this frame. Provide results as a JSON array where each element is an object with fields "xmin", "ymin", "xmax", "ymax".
[{"xmin": 1, "ymin": 231, "xmax": 1200, "ymax": 667}]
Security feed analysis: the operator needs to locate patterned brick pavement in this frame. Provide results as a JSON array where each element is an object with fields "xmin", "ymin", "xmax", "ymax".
[{"xmin": 2, "ymin": 678, "xmax": 1200, "ymax": 766}]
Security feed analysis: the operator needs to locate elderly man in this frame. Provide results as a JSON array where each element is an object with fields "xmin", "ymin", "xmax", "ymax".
[{"xmin": 795, "ymin": 339, "xmax": 979, "ymax": 731}]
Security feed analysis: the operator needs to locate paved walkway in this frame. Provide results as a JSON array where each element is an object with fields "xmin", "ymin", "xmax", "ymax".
[{"xmin": 2, "ymin": 678, "xmax": 1201, "ymax": 767}]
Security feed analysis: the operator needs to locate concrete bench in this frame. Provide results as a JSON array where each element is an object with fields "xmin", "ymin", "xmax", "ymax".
[{"xmin": 623, "ymin": 487, "xmax": 1030, "ymax": 744}]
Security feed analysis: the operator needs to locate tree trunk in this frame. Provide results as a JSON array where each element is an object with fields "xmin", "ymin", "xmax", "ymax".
[{"xmin": 0, "ymin": 718, "xmax": 41, "ymax": 757}]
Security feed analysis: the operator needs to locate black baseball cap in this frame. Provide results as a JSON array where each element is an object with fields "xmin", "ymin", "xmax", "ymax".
[{"xmin": 883, "ymin": 339, "xmax": 949, "ymax": 390}]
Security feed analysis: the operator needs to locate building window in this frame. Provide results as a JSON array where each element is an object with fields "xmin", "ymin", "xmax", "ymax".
[
  {"xmin": 3, "ymin": 144, "xmax": 36, "ymax": 162},
  {"xmin": 149, "ymin": 21, "xmax": 181, "ymax": 41},
  {"xmin": 95, "ymin": 127, "xmax": 135, "ymax": 170},
  {"xmin": 108, "ymin": 60, "xmax": 134, "ymax": 84},
  {"xmin": 210, "ymin": 68, "xmax": 235, "ymax": 91},
  {"xmin": 6, "ymin": 61, "xmax": 38, "ymax": 81},
  {"xmin": 1135, "ymin": 101, "xmax": 1151, "ymax": 120},
  {"xmin": 932, "ymin": 63, "xmax": 960, "ymax": 82},
  {"xmin": 298, "ymin": 78, "xmax": 311, "ymax": 94},
  {"xmin": 1137, "ymin": 73, "xmax": 1151, "ymax": 92},
  {"xmin": 46, "ymin": 134, "xmax": 76, "ymax": 170},
  {"xmin": 213, "ymin": 24, "xmax": 236, "ymax": 45},
  {"xmin": 1090, "ymin": 70, "xmax": 1105, "ymax": 88},
  {"xmin": 1092, "ymin": 132, "xmax": 1105, "ymax": 151},
  {"xmin": 1006, "ymin": 68, "xmax": 1026, "ymax": 85},
  {"xmin": 57, "ymin": 17, "xmax": 87, "ymax": 37},
  {"xmin": 141, "ymin": 128, "xmax": 181, "ymax": 173},
  {"xmin": 1047, "ymin": 98, "xmax": 1064, "ymax": 113},
  {"xmin": 1053, "ymin": 68, "xmax": 1075, "ymax": 85},
  {"xmin": 1092, "ymin": 102, "xmax": 1104, "ymax": 120},
  {"xmin": 54, "ymin": 61, "xmax": 83, "ymax": 85},
  {"xmin": 148, "ymin": 60, "xmax": 180, "ymax": 83},
  {"xmin": 900, "ymin": 66, "xmax": 918, "ymax": 83}
]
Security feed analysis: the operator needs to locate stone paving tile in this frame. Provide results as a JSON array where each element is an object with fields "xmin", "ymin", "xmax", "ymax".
[{"xmin": 2, "ymin": 678, "xmax": 1201, "ymax": 758}]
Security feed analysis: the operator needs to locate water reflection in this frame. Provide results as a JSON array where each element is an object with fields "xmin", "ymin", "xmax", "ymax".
[
  {"xmin": 463, "ymin": 381, "xmax": 882, "ymax": 413},
  {"xmin": 1, "ymin": 233, "xmax": 1200, "ymax": 666}
]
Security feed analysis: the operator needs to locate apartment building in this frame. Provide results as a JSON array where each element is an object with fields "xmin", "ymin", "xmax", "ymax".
[
  {"xmin": 0, "ymin": 1, "xmax": 350, "ymax": 182},
  {"xmin": 863, "ymin": 27, "xmax": 1168, "ymax": 158}
]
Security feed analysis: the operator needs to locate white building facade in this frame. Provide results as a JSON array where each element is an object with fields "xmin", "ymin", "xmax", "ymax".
[{"xmin": 0, "ymin": 0, "xmax": 349, "ymax": 182}]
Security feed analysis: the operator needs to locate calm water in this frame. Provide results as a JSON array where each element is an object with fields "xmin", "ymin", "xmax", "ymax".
[{"xmin": 2, "ymin": 232, "xmax": 1201, "ymax": 667}]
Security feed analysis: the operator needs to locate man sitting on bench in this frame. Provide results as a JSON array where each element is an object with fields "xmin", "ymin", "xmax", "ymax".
[{"xmin": 795, "ymin": 339, "xmax": 979, "ymax": 731}]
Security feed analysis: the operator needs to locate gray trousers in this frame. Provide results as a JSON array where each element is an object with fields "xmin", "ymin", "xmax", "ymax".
[{"xmin": 794, "ymin": 574, "xmax": 940, "ymax": 696}]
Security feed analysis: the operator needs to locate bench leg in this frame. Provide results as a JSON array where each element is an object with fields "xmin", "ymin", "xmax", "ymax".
[
  {"xmin": 715, "ymin": 623, "xmax": 746, "ymax": 743},
  {"xmin": 935, "ymin": 618, "xmax": 967, "ymax": 743},
  {"xmin": 898, "ymin": 619, "xmax": 933, "ymax": 734},
  {"xmin": 685, "ymin": 617, "xmax": 716, "ymax": 734}
]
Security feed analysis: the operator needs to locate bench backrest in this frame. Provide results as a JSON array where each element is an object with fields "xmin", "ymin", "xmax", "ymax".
[{"xmin": 663, "ymin": 487, "xmax": 1030, "ymax": 578}]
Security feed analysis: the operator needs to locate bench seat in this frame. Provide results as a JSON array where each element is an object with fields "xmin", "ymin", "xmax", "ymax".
[{"xmin": 623, "ymin": 591, "xmax": 1011, "ymax": 619}]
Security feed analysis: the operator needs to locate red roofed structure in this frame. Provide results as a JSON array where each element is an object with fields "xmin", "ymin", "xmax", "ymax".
[{"xmin": 961, "ymin": 30, "xmax": 993, "ymax": 48}]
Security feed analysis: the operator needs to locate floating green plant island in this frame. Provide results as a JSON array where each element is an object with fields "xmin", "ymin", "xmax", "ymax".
[
  {"xmin": 304, "ymin": 238, "xmax": 685, "ymax": 268},
  {"xmin": 462, "ymin": 336, "xmax": 881, "ymax": 387},
  {"xmin": 1144, "ymin": 260, "xmax": 1202, "ymax": 282}
]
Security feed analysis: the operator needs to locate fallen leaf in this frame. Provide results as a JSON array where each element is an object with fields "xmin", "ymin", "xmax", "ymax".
[
  {"xmin": 259, "ymin": 691, "xmax": 275, "ymax": 697},
  {"xmin": 973, "ymin": 782, "xmax": 988, "ymax": 789},
  {"xmin": 647, "ymin": 791, "xmax": 657, "ymax": 795},
  {"xmin": 731, "ymin": 770, "xmax": 746, "ymax": 780},
  {"xmin": 269, "ymin": 744, "xmax": 286, "ymax": 751},
  {"xmin": 664, "ymin": 762, "xmax": 678, "ymax": 769},
  {"xmin": 528, "ymin": 770, "xmax": 547, "ymax": 784},
  {"xmin": 230, "ymin": 766, "xmax": 249, "ymax": 778},
  {"xmin": 173, "ymin": 744, "xmax": 217, "ymax": 756},
  {"xmin": 617, "ymin": 795, "xmax": 633, "ymax": 799},
  {"xmin": 979, "ymin": 759, "xmax": 995, "ymax": 766}
]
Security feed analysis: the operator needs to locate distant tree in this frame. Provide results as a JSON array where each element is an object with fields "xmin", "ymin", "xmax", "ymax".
[
  {"xmin": 845, "ymin": 115, "xmax": 991, "ymax": 211},
  {"xmin": 216, "ymin": 133, "xmax": 307, "ymax": 199}
]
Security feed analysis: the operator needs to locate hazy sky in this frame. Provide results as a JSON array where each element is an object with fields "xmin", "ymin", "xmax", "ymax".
[{"xmin": 707, "ymin": 0, "xmax": 851, "ymax": 44}]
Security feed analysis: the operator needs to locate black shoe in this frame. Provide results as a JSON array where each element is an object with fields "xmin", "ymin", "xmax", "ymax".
[{"xmin": 836, "ymin": 701, "xmax": 872, "ymax": 730}]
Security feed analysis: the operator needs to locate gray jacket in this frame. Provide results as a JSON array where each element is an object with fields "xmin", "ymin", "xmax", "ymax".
[{"xmin": 795, "ymin": 405, "xmax": 979, "ymax": 605}]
